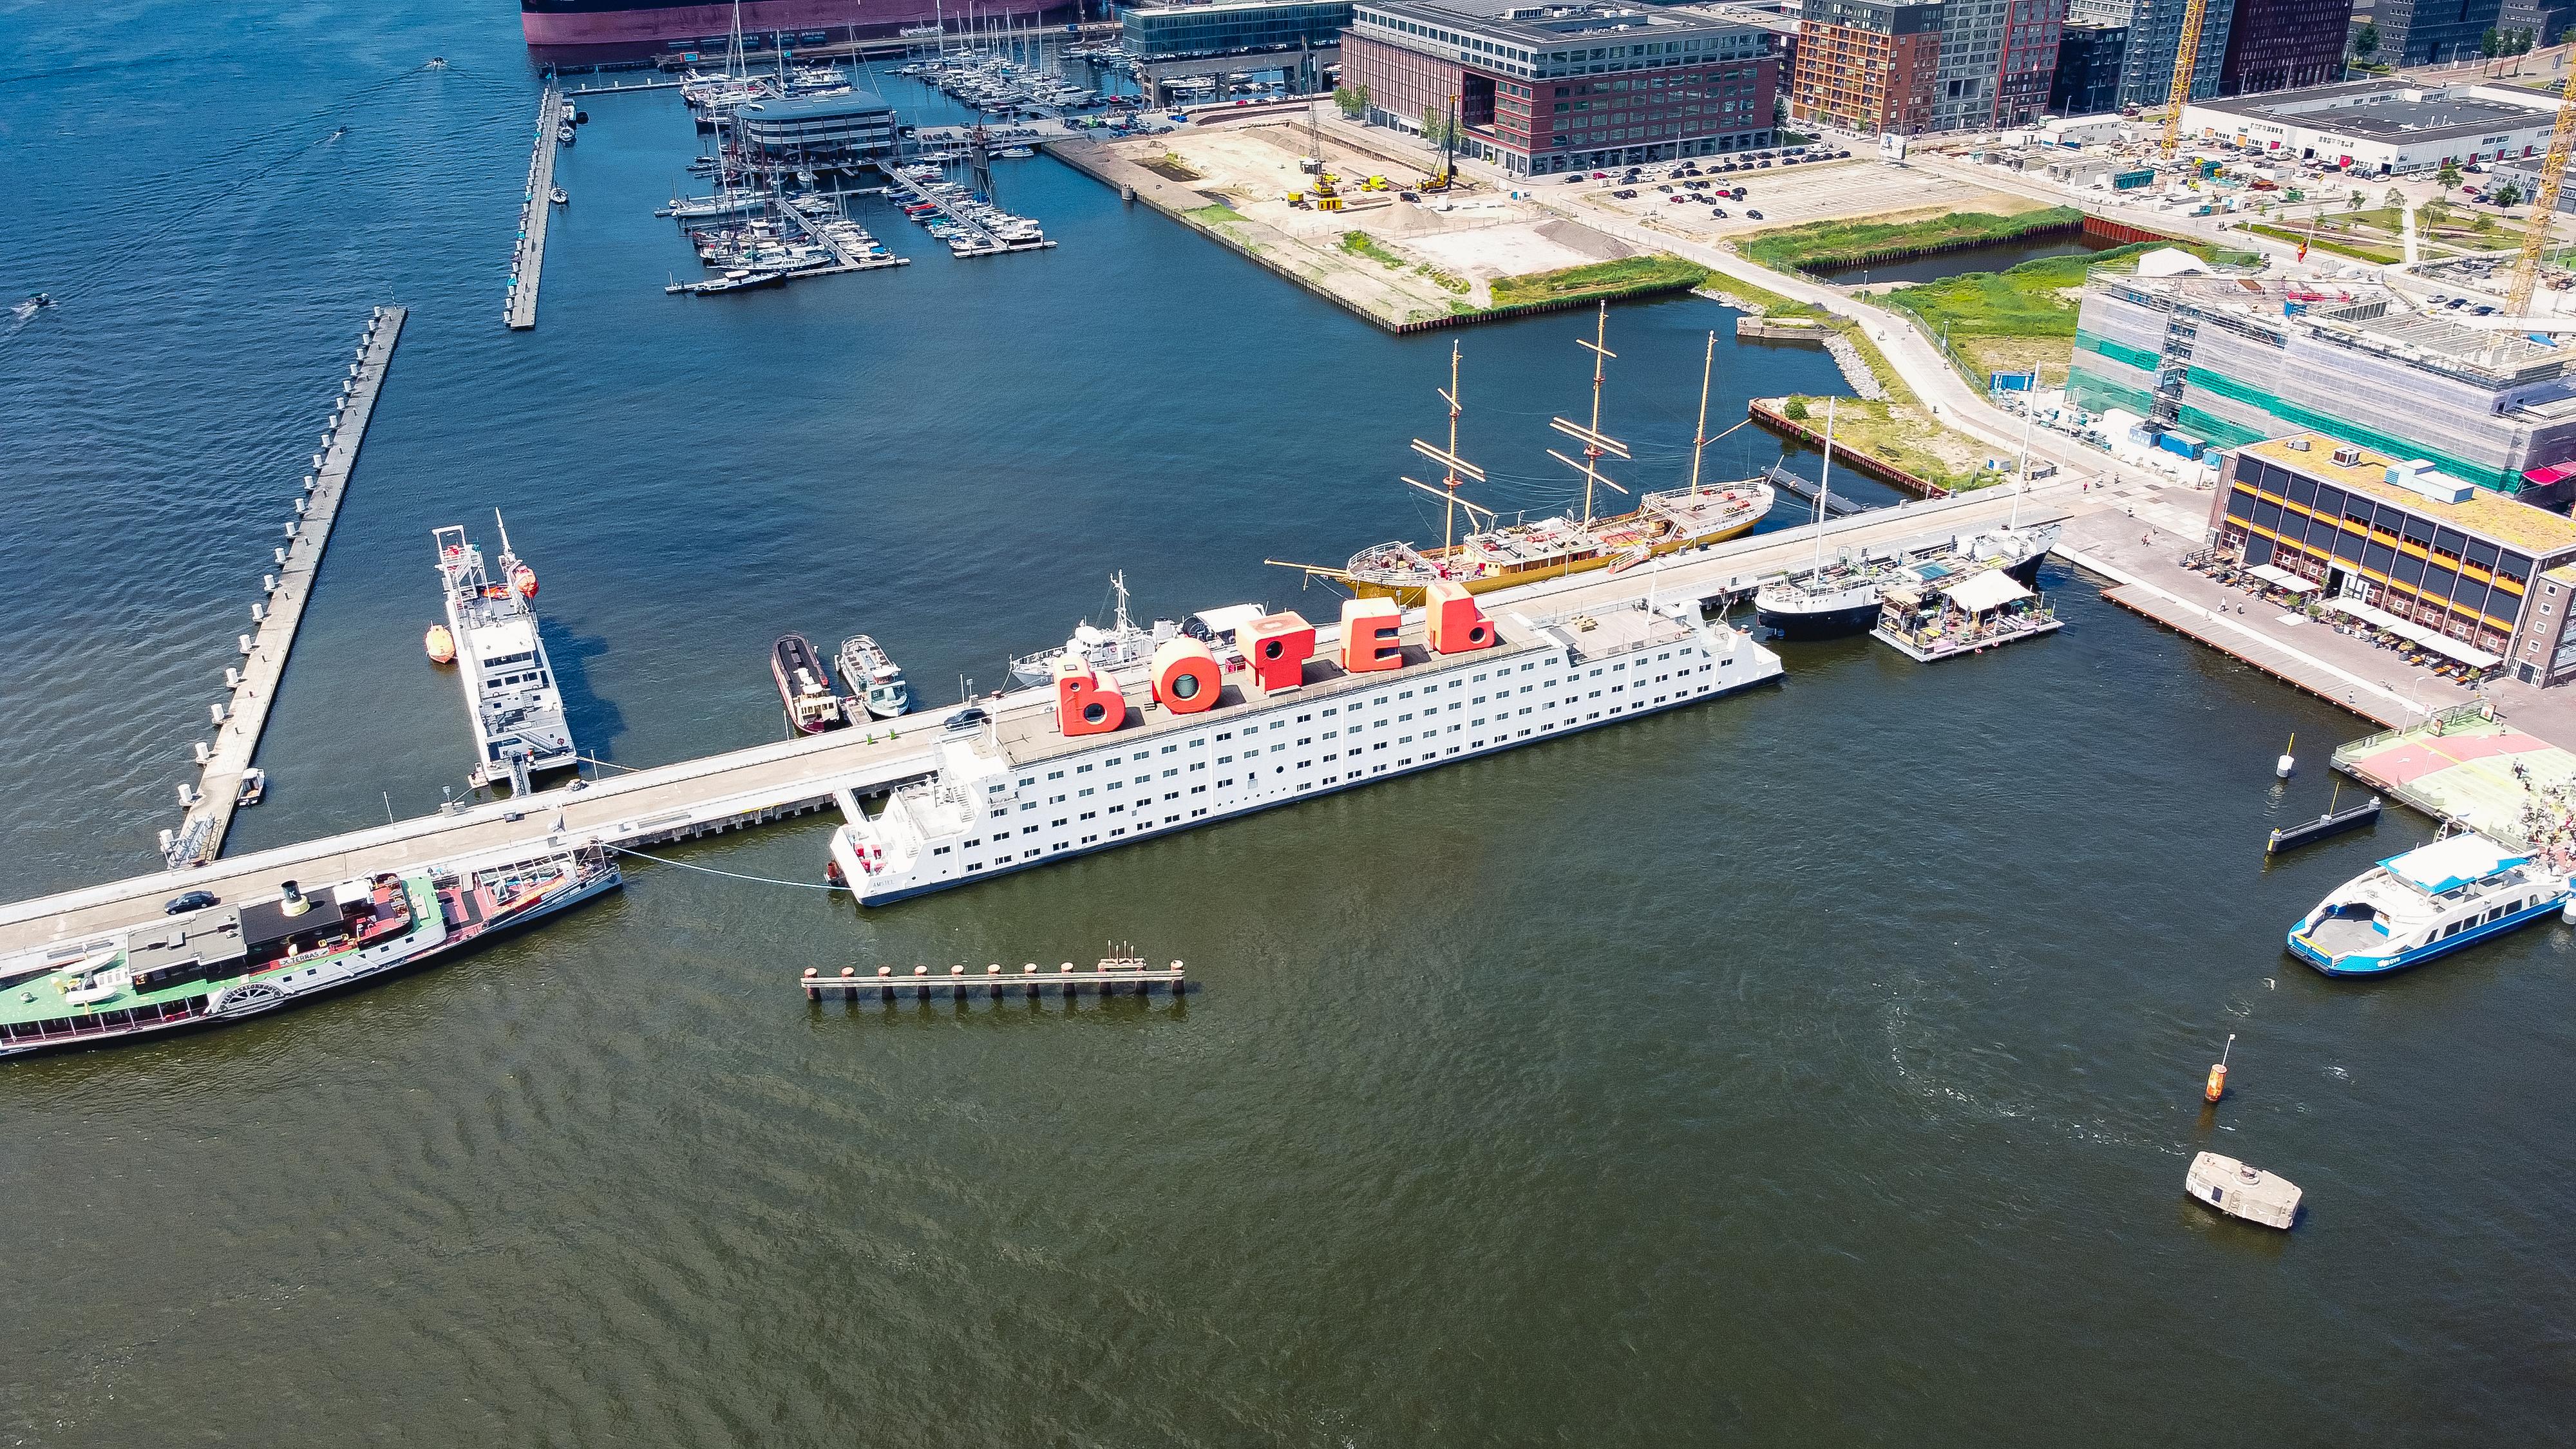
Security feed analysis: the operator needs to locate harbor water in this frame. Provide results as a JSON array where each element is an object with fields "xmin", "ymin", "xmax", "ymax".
[{"xmin": 5, "ymin": 3, "xmax": 2574, "ymax": 1443}]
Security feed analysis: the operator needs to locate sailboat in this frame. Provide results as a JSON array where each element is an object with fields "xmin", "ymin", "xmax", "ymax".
[{"xmin": 1280, "ymin": 307, "xmax": 1775, "ymax": 605}]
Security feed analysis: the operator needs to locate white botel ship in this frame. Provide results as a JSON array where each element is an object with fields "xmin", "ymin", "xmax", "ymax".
[
  {"xmin": 431, "ymin": 515, "xmax": 579, "ymax": 793},
  {"xmin": 831, "ymin": 582, "xmax": 1785, "ymax": 905}
]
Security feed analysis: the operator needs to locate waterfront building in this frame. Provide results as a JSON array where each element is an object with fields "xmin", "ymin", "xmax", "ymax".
[
  {"xmin": 2218, "ymin": 0, "xmax": 2354, "ymax": 97},
  {"xmin": 734, "ymin": 91, "xmax": 900, "ymax": 160},
  {"xmin": 1930, "ymin": 0, "xmax": 2067, "ymax": 131},
  {"xmin": 2210, "ymin": 432, "xmax": 2576, "ymax": 683},
  {"xmin": 1341, "ymin": 0, "xmax": 1781, "ymax": 175},
  {"xmin": 1117, "ymin": 0, "xmax": 1350, "ymax": 95},
  {"xmin": 2048, "ymin": 18, "xmax": 2125, "ymax": 116},
  {"xmin": 2366, "ymin": 0, "xmax": 2503, "ymax": 63},
  {"xmin": 1788, "ymin": 0, "xmax": 1944, "ymax": 135},
  {"xmin": 2179, "ymin": 79, "xmax": 2557, "ymax": 173},
  {"xmin": 2070, "ymin": 267, "xmax": 2576, "ymax": 498},
  {"xmin": 1119, "ymin": 0, "xmax": 1352, "ymax": 55},
  {"xmin": 2067, "ymin": 0, "xmax": 2230, "ymax": 109}
]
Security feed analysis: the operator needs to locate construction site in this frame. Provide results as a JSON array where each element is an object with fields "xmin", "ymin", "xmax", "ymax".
[{"xmin": 1047, "ymin": 104, "xmax": 1691, "ymax": 328}]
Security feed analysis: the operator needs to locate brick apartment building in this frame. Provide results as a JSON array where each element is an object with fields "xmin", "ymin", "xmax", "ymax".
[
  {"xmin": 1343, "ymin": 0, "xmax": 1781, "ymax": 175},
  {"xmin": 1790, "ymin": 0, "xmax": 1944, "ymax": 135}
]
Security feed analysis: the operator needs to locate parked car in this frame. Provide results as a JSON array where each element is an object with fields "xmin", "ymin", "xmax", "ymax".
[
  {"xmin": 1746, "ymin": 208, "xmax": 1765, "ymax": 218},
  {"xmin": 1710, "ymin": 206, "xmax": 1730, "ymax": 218},
  {"xmin": 165, "ymin": 890, "xmax": 219, "ymax": 915}
]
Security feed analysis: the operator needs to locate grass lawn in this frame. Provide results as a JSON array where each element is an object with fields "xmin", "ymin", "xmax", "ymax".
[
  {"xmin": 1877, "ymin": 238, "xmax": 2257, "ymax": 388},
  {"xmin": 1775, "ymin": 397, "xmax": 1998, "ymax": 495},
  {"xmin": 1486, "ymin": 254, "xmax": 1709, "ymax": 307},
  {"xmin": 1340, "ymin": 230, "xmax": 1406, "ymax": 267},
  {"xmin": 2235, "ymin": 222, "xmax": 2404, "ymax": 264},
  {"xmin": 1739, "ymin": 205, "xmax": 2081, "ymax": 273}
]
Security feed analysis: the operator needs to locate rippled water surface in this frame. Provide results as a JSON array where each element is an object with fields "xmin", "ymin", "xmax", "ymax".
[{"xmin": 5, "ymin": 5, "xmax": 2573, "ymax": 1444}]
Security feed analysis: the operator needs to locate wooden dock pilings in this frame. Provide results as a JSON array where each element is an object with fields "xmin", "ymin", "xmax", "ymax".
[
  {"xmin": 164, "ymin": 308, "xmax": 407, "ymax": 869},
  {"xmin": 802, "ymin": 961, "xmax": 1190, "ymax": 1001}
]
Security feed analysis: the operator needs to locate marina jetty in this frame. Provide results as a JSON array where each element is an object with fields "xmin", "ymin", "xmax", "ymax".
[
  {"xmin": 0, "ymin": 482, "xmax": 2072, "ymax": 962},
  {"xmin": 506, "ymin": 84, "xmax": 562, "ymax": 330},
  {"xmin": 166, "ymin": 308, "xmax": 406, "ymax": 869}
]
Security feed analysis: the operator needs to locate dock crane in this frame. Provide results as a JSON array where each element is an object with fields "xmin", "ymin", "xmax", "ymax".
[
  {"xmin": 2159, "ymin": 0, "xmax": 2212, "ymax": 156},
  {"xmin": 2503, "ymin": 62, "xmax": 2576, "ymax": 321}
]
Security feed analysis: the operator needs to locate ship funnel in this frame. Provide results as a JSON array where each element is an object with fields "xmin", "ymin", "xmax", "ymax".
[{"xmin": 279, "ymin": 880, "xmax": 310, "ymax": 918}]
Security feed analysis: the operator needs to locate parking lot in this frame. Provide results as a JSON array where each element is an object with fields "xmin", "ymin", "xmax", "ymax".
[{"xmin": 1556, "ymin": 151, "xmax": 2065, "ymax": 245}]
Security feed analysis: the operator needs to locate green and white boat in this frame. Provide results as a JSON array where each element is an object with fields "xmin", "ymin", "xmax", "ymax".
[{"xmin": 0, "ymin": 847, "xmax": 620, "ymax": 1059}]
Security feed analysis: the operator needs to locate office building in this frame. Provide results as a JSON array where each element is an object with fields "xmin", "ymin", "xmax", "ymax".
[
  {"xmin": 2370, "ymin": 0, "xmax": 2504, "ymax": 62},
  {"xmin": 2212, "ymin": 432, "xmax": 2576, "ymax": 682},
  {"xmin": 1117, "ymin": 0, "xmax": 1352, "ymax": 57},
  {"xmin": 1931, "ymin": 0, "xmax": 2067, "ymax": 131},
  {"xmin": 1341, "ymin": 0, "xmax": 1781, "ymax": 175},
  {"xmin": 1790, "ymin": 0, "xmax": 1944, "ymax": 134},
  {"xmin": 2219, "ymin": 0, "xmax": 2353, "ymax": 95},
  {"xmin": 2049, "ymin": 19, "xmax": 2125, "ymax": 113},
  {"xmin": 2069, "ymin": 0, "xmax": 2230, "ymax": 108}
]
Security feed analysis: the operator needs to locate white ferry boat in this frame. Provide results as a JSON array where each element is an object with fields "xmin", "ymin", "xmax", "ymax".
[
  {"xmin": 833, "ymin": 583, "xmax": 1784, "ymax": 904},
  {"xmin": 433, "ymin": 516, "xmax": 580, "ymax": 793},
  {"xmin": 2286, "ymin": 832, "xmax": 2573, "ymax": 976}
]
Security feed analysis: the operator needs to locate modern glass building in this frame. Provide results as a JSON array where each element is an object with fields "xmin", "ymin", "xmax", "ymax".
[
  {"xmin": 734, "ymin": 92, "xmax": 899, "ymax": 158},
  {"xmin": 2211, "ymin": 433, "xmax": 2576, "ymax": 682},
  {"xmin": 1118, "ymin": 0, "xmax": 1352, "ymax": 59}
]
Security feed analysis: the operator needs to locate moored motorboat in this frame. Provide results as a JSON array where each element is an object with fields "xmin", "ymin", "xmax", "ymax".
[
  {"xmin": 836, "ymin": 634, "xmax": 912, "ymax": 719},
  {"xmin": 2286, "ymin": 831, "xmax": 2572, "ymax": 975},
  {"xmin": 773, "ymin": 634, "xmax": 847, "ymax": 734}
]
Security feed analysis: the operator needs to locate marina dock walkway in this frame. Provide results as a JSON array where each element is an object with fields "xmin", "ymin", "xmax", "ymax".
[
  {"xmin": 167, "ymin": 308, "xmax": 407, "ymax": 869},
  {"xmin": 1, "ymin": 478, "xmax": 2076, "ymax": 957},
  {"xmin": 506, "ymin": 84, "xmax": 560, "ymax": 331}
]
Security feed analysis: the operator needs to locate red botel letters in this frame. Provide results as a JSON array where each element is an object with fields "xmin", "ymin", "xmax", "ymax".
[
  {"xmin": 1340, "ymin": 596, "xmax": 1403, "ymax": 673},
  {"xmin": 1054, "ymin": 656, "xmax": 1127, "ymax": 736},
  {"xmin": 1425, "ymin": 580, "xmax": 1495, "ymax": 654},
  {"xmin": 1151, "ymin": 637, "xmax": 1221, "ymax": 714},
  {"xmin": 1238, "ymin": 611, "xmax": 1316, "ymax": 692}
]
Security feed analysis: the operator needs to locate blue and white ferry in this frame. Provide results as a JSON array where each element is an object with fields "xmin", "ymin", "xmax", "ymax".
[{"xmin": 2287, "ymin": 833, "xmax": 2573, "ymax": 976}]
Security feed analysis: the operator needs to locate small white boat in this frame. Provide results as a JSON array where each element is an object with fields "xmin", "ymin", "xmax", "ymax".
[
  {"xmin": 549, "ymin": 185, "xmax": 568, "ymax": 205},
  {"xmin": 2186, "ymin": 1152, "xmax": 2302, "ymax": 1229}
]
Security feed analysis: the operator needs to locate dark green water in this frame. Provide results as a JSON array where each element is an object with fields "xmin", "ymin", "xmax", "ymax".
[
  {"xmin": 5, "ymin": 5, "xmax": 2574, "ymax": 1444},
  {"xmin": 1810, "ymin": 233, "xmax": 2121, "ymax": 287}
]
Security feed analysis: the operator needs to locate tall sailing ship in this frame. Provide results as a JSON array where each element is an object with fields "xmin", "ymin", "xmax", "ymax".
[{"xmin": 1285, "ymin": 308, "xmax": 1775, "ymax": 605}]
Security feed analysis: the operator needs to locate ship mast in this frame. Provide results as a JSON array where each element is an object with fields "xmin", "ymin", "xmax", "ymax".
[
  {"xmin": 1403, "ymin": 340, "xmax": 1488, "ymax": 558},
  {"xmin": 493, "ymin": 508, "xmax": 517, "ymax": 573},
  {"xmin": 1548, "ymin": 302, "xmax": 1631, "ymax": 533},
  {"xmin": 1687, "ymin": 330, "xmax": 1716, "ymax": 493}
]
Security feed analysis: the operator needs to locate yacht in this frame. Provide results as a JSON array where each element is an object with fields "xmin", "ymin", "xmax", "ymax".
[
  {"xmin": 836, "ymin": 636, "xmax": 912, "ymax": 719},
  {"xmin": 2287, "ymin": 832, "xmax": 2572, "ymax": 976}
]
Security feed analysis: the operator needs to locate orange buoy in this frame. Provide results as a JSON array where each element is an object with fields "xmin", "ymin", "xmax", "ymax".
[
  {"xmin": 511, "ymin": 565, "xmax": 538, "ymax": 598},
  {"xmin": 424, "ymin": 623, "xmax": 456, "ymax": 663},
  {"xmin": 2205, "ymin": 1032, "xmax": 2235, "ymax": 1103}
]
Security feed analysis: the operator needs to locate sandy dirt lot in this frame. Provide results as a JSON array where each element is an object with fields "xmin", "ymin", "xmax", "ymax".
[
  {"xmin": 1099, "ymin": 120, "xmax": 1636, "ymax": 315},
  {"xmin": 1560, "ymin": 155, "xmax": 2056, "ymax": 247}
]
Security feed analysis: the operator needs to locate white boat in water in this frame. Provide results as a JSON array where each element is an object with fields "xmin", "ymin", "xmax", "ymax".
[
  {"xmin": 432, "ymin": 514, "xmax": 579, "ymax": 792},
  {"xmin": 2286, "ymin": 831, "xmax": 2573, "ymax": 976},
  {"xmin": 837, "ymin": 635, "xmax": 911, "ymax": 719},
  {"xmin": 1007, "ymin": 572, "xmax": 1179, "ymax": 687}
]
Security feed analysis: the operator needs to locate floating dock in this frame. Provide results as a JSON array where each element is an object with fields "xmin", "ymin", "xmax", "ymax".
[
  {"xmin": 802, "ymin": 960, "xmax": 1189, "ymax": 999},
  {"xmin": 506, "ymin": 84, "xmax": 560, "ymax": 331},
  {"xmin": 1764, "ymin": 462, "xmax": 1869, "ymax": 518},
  {"xmin": 3, "ymin": 480, "xmax": 2070, "ymax": 961},
  {"xmin": 881, "ymin": 168, "xmax": 1055, "ymax": 257},
  {"xmin": 2266, "ymin": 795, "xmax": 2382, "ymax": 855},
  {"xmin": 165, "ymin": 308, "xmax": 407, "ymax": 869}
]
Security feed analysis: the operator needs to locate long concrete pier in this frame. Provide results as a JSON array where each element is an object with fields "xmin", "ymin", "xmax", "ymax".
[
  {"xmin": 164, "ymin": 308, "xmax": 408, "ymax": 870},
  {"xmin": 506, "ymin": 85, "xmax": 560, "ymax": 331},
  {"xmin": 1, "ymin": 477, "xmax": 2079, "ymax": 958}
]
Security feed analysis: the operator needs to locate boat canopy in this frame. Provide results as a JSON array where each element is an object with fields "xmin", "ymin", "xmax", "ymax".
[
  {"xmin": 1938, "ymin": 570, "xmax": 2031, "ymax": 615},
  {"xmin": 2382, "ymin": 834, "xmax": 2526, "ymax": 895}
]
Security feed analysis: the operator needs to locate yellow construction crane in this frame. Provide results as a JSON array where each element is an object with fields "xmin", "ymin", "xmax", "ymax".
[
  {"xmin": 2505, "ymin": 63, "xmax": 2576, "ymax": 320},
  {"xmin": 2159, "ymin": 0, "xmax": 2212, "ymax": 156}
]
